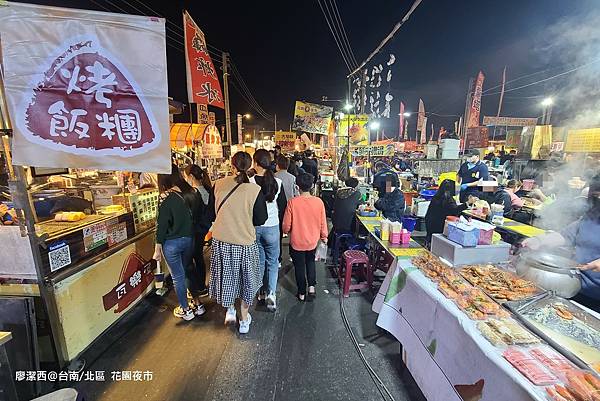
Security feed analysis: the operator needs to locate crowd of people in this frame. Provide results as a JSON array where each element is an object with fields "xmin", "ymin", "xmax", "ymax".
[
  {"xmin": 153, "ymin": 145, "xmax": 600, "ymax": 329},
  {"xmin": 153, "ymin": 149, "xmax": 326, "ymax": 334}
]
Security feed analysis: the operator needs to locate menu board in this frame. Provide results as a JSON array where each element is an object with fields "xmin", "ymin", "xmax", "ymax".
[
  {"xmin": 565, "ymin": 128, "xmax": 600, "ymax": 153},
  {"xmin": 464, "ymin": 127, "xmax": 489, "ymax": 149}
]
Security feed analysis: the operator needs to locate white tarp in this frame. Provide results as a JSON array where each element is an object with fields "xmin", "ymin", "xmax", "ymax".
[{"xmin": 0, "ymin": 2, "xmax": 171, "ymax": 173}]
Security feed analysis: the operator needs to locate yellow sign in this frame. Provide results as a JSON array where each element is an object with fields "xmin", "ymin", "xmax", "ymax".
[
  {"xmin": 274, "ymin": 131, "xmax": 296, "ymax": 151},
  {"xmin": 505, "ymin": 224, "xmax": 545, "ymax": 237},
  {"xmin": 565, "ymin": 128, "xmax": 600, "ymax": 153},
  {"xmin": 390, "ymin": 248, "xmax": 425, "ymax": 257},
  {"xmin": 530, "ymin": 125, "xmax": 552, "ymax": 159},
  {"xmin": 338, "ymin": 114, "xmax": 369, "ymax": 146},
  {"xmin": 52, "ymin": 233, "xmax": 154, "ymax": 360}
]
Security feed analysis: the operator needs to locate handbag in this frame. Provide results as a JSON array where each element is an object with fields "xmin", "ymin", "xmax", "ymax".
[{"xmin": 216, "ymin": 182, "xmax": 242, "ymax": 214}]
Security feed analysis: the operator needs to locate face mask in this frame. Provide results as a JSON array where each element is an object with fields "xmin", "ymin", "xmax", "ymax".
[
  {"xmin": 297, "ymin": 161, "xmax": 302, "ymax": 168},
  {"xmin": 467, "ymin": 162, "xmax": 476, "ymax": 169}
]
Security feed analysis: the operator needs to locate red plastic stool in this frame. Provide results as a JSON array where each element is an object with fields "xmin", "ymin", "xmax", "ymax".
[{"xmin": 338, "ymin": 250, "xmax": 373, "ymax": 297}]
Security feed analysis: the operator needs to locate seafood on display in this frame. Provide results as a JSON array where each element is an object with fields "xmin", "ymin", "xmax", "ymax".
[{"xmin": 460, "ymin": 264, "xmax": 540, "ymax": 302}]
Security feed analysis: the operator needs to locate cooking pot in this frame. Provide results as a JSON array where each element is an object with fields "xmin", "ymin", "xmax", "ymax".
[{"xmin": 515, "ymin": 251, "xmax": 581, "ymax": 298}]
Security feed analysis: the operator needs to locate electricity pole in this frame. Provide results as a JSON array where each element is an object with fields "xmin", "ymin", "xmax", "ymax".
[{"xmin": 222, "ymin": 52, "xmax": 232, "ymax": 146}]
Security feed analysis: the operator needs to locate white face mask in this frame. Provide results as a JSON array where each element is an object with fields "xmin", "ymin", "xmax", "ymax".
[{"xmin": 297, "ymin": 161, "xmax": 303, "ymax": 168}]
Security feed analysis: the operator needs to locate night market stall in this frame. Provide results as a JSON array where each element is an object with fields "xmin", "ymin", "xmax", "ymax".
[{"xmin": 0, "ymin": 4, "xmax": 171, "ymax": 399}]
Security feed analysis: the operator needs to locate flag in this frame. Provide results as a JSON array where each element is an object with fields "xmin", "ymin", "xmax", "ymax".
[
  {"xmin": 183, "ymin": 11, "xmax": 224, "ymax": 108},
  {"xmin": 399, "ymin": 102, "xmax": 405, "ymax": 140},
  {"xmin": 420, "ymin": 117, "xmax": 428, "ymax": 144},
  {"xmin": 467, "ymin": 71, "xmax": 485, "ymax": 128},
  {"xmin": 430, "ymin": 122, "xmax": 435, "ymax": 142},
  {"xmin": 404, "ymin": 119, "xmax": 409, "ymax": 140},
  {"xmin": 0, "ymin": 2, "xmax": 170, "ymax": 173},
  {"xmin": 416, "ymin": 99, "xmax": 425, "ymax": 132}
]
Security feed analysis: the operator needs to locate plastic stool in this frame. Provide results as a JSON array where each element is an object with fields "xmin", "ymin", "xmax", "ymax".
[
  {"xmin": 338, "ymin": 250, "xmax": 373, "ymax": 297},
  {"xmin": 331, "ymin": 232, "xmax": 354, "ymax": 266}
]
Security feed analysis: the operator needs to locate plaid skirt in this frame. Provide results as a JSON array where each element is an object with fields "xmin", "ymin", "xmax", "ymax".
[{"xmin": 209, "ymin": 239, "xmax": 260, "ymax": 307}]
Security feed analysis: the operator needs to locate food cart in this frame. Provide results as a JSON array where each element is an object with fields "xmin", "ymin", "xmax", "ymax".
[{"xmin": 0, "ymin": 4, "xmax": 173, "ymax": 399}]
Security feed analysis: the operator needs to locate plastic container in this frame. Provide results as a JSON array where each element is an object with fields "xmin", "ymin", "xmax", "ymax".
[
  {"xmin": 400, "ymin": 230, "xmax": 411, "ymax": 244},
  {"xmin": 447, "ymin": 222, "xmax": 480, "ymax": 247},
  {"xmin": 390, "ymin": 232, "xmax": 401, "ymax": 244},
  {"xmin": 401, "ymin": 216, "xmax": 417, "ymax": 232},
  {"xmin": 419, "ymin": 189, "xmax": 437, "ymax": 201}
]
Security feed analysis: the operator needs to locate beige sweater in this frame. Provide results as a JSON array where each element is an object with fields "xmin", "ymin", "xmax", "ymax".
[{"xmin": 212, "ymin": 176, "xmax": 261, "ymax": 246}]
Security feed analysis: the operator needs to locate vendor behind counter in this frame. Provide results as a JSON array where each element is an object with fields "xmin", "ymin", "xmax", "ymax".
[
  {"xmin": 524, "ymin": 173, "xmax": 600, "ymax": 310},
  {"xmin": 457, "ymin": 149, "xmax": 489, "ymax": 202}
]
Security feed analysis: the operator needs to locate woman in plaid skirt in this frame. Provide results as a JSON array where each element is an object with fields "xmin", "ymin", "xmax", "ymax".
[{"xmin": 210, "ymin": 152, "xmax": 267, "ymax": 334}]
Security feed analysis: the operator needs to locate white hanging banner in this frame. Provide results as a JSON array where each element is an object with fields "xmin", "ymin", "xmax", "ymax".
[{"xmin": 0, "ymin": 2, "xmax": 171, "ymax": 173}]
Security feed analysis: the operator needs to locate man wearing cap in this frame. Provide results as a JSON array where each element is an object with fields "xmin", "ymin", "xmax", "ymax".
[{"xmin": 457, "ymin": 149, "xmax": 489, "ymax": 203}]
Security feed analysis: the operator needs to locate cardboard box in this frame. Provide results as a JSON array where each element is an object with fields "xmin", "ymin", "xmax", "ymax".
[{"xmin": 447, "ymin": 222, "xmax": 479, "ymax": 247}]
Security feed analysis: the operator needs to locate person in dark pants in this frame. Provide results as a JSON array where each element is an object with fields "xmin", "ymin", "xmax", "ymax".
[
  {"xmin": 457, "ymin": 149, "xmax": 489, "ymax": 202},
  {"xmin": 283, "ymin": 173, "xmax": 328, "ymax": 301},
  {"xmin": 332, "ymin": 177, "xmax": 363, "ymax": 232},
  {"xmin": 302, "ymin": 150, "xmax": 319, "ymax": 182},
  {"xmin": 183, "ymin": 165, "xmax": 215, "ymax": 297}
]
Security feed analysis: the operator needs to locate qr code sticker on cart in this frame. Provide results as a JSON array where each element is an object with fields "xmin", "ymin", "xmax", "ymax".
[{"xmin": 48, "ymin": 242, "xmax": 71, "ymax": 272}]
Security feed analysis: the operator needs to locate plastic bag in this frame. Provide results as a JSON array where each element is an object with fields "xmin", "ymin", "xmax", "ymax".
[{"xmin": 315, "ymin": 240, "xmax": 328, "ymax": 262}]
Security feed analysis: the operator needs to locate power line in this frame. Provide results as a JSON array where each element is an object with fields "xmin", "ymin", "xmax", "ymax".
[
  {"xmin": 230, "ymin": 81, "xmax": 273, "ymax": 122},
  {"xmin": 316, "ymin": 0, "xmax": 353, "ymax": 71},
  {"xmin": 348, "ymin": 0, "xmax": 423, "ymax": 77},
  {"xmin": 483, "ymin": 57, "xmax": 600, "ymax": 96},
  {"xmin": 128, "ymin": 0, "xmax": 226, "ymax": 55},
  {"xmin": 91, "ymin": 0, "xmax": 271, "ymax": 120},
  {"xmin": 228, "ymin": 59, "xmax": 271, "ymax": 118},
  {"xmin": 330, "ymin": 0, "xmax": 358, "ymax": 67},
  {"xmin": 229, "ymin": 59, "xmax": 273, "ymax": 120},
  {"xmin": 326, "ymin": 0, "xmax": 358, "ymax": 69}
]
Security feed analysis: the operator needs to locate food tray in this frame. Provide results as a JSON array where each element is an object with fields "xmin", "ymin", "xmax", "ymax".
[
  {"xmin": 507, "ymin": 294, "xmax": 600, "ymax": 372},
  {"xmin": 36, "ymin": 214, "xmax": 111, "ymax": 239},
  {"xmin": 503, "ymin": 347, "xmax": 558, "ymax": 385},
  {"xmin": 460, "ymin": 264, "xmax": 545, "ymax": 303}
]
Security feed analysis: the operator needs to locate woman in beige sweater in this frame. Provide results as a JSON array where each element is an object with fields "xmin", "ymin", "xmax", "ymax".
[{"xmin": 209, "ymin": 152, "xmax": 267, "ymax": 334}]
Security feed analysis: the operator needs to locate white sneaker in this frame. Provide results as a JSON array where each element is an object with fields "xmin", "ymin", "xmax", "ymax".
[
  {"xmin": 239, "ymin": 313, "xmax": 252, "ymax": 334},
  {"xmin": 173, "ymin": 306, "xmax": 194, "ymax": 321},
  {"xmin": 266, "ymin": 292, "xmax": 277, "ymax": 311},
  {"xmin": 194, "ymin": 303, "xmax": 206, "ymax": 317},
  {"xmin": 224, "ymin": 306, "xmax": 236, "ymax": 325}
]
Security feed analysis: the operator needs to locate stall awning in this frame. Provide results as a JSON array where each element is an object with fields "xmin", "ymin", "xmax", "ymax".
[{"xmin": 169, "ymin": 123, "xmax": 210, "ymax": 148}]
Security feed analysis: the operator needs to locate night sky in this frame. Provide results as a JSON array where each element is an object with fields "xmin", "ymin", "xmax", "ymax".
[{"xmin": 12, "ymin": 0, "xmax": 600, "ymax": 137}]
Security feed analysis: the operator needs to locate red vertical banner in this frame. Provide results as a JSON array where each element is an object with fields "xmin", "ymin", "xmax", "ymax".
[
  {"xmin": 416, "ymin": 99, "xmax": 425, "ymax": 133},
  {"xmin": 183, "ymin": 11, "xmax": 224, "ymax": 109},
  {"xmin": 467, "ymin": 71, "xmax": 485, "ymax": 128},
  {"xmin": 399, "ymin": 101, "xmax": 405, "ymax": 140}
]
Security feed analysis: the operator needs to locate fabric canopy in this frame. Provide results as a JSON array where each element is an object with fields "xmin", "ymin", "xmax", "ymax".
[{"xmin": 169, "ymin": 123, "xmax": 212, "ymax": 148}]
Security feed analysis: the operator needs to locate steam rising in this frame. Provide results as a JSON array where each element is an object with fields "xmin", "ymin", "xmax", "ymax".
[{"xmin": 540, "ymin": 9, "xmax": 600, "ymax": 129}]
